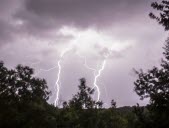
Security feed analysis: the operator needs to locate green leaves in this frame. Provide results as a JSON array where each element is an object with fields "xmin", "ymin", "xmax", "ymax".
[
  {"xmin": 150, "ymin": 1, "xmax": 169, "ymax": 30},
  {"xmin": 134, "ymin": 38, "xmax": 169, "ymax": 127},
  {"xmin": 0, "ymin": 62, "xmax": 137, "ymax": 128},
  {"xmin": 68, "ymin": 78, "xmax": 97, "ymax": 109},
  {"xmin": 0, "ymin": 63, "xmax": 52, "ymax": 128}
]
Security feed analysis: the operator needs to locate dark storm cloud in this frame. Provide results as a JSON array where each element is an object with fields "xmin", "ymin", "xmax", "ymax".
[
  {"xmin": 0, "ymin": 0, "xmax": 24, "ymax": 45},
  {"xmin": 0, "ymin": 0, "xmax": 154, "ymax": 45},
  {"xmin": 15, "ymin": 0, "xmax": 150, "ymax": 30},
  {"xmin": 0, "ymin": 0, "xmax": 73, "ymax": 46},
  {"xmin": 0, "ymin": 21, "xmax": 13, "ymax": 44}
]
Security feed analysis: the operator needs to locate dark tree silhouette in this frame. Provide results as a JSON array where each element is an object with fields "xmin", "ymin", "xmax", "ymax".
[
  {"xmin": 134, "ymin": 38, "xmax": 169, "ymax": 127},
  {"xmin": 0, "ymin": 62, "xmax": 137, "ymax": 128},
  {"xmin": 68, "ymin": 78, "xmax": 97, "ymax": 109},
  {"xmin": 0, "ymin": 62, "xmax": 57, "ymax": 128},
  {"xmin": 111, "ymin": 99, "xmax": 116, "ymax": 108},
  {"xmin": 133, "ymin": 1, "xmax": 169, "ymax": 127},
  {"xmin": 60, "ymin": 78, "xmax": 135, "ymax": 128},
  {"xmin": 150, "ymin": 0, "xmax": 169, "ymax": 30}
]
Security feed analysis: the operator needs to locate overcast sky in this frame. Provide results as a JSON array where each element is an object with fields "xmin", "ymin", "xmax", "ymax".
[{"xmin": 0, "ymin": 0, "xmax": 168, "ymax": 107}]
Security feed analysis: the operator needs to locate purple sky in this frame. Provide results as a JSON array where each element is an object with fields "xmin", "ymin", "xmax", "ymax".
[{"xmin": 0, "ymin": 0, "xmax": 168, "ymax": 107}]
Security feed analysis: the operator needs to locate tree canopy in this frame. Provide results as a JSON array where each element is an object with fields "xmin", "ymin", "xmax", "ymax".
[
  {"xmin": 150, "ymin": 0, "xmax": 169, "ymax": 30},
  {"xmin": 134, "ymin": 38, "xmax": 169, "ymax": 128},
  {"xmin": 132, "ymin": 1, "xmax": 169, "ymax": 127},
  {"xmin": 0, "ymin": 62, "xmax": 137, "ymax": 128},
  {"xmin": 0, "ymin": 62, "xmax": 55, "ymax": 128}
]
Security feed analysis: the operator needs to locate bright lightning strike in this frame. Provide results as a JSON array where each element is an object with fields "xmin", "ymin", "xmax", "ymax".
[
  {"xmin": 54, "ymin": 60, "xmax": 61, "ymax": 107},
  {"xmin": 93, "ymin": 60, "xmax": 106, "ymax": 102},
  {"xmin": 77, "ymin": 51, "xmax": 110, "ymax": 102},
  {"xmin": 54, "ymin": 47, "xmax": 73, "ymax": 107},
  {"xmin": 27, "ymin": 58, "xmax": 63, "ymax": 107},
  {"xmin": 29, "ymin": 47, "xmax": 73, "ymax": 107},
  {"xmin": 92, "ymin": 46, "xmax": 114, "ymax": 102}
]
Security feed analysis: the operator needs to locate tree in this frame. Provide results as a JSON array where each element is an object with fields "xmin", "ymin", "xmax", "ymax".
[
  {"xmin": 62, "ymin": 78, "xmax": 101, "ymax": 128},
  {"xmin": 60, "ymin": 78, "xmax": 131, "ymax": 128},
  {"xmin": 68, "ymin": 78, "xmax": 97, "ymax": 109},
  {"xmin": 134, "ymin": 38, "xmax": 169, "ymax": 127},
  {"xmin": 133, "ymin": 1, "xmax": 169, "ymax": 127},
  {"xmin": 111, "ymin": 99, "xmax": 116, "ymax": 108},
  {"xmin": 0, "ymin": 62, "xmax": 139, "ymax": 128},
  {"xmin": 0, "ymin": 62, "xmax": 58, "ymax": 128},
  {"xmin": 150, "ymin": 0, "xmax": 169, "ymax": 30}
]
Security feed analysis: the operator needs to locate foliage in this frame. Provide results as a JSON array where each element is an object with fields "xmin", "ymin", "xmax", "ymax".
[
  {"xmin": 150, "ymin": 0, "xmax": 169, "ymax": 30},
  {"xmin": 58, "ymin": 78, "xmax": 134, "ymax": 128},
  {"xmin": 68, "ymin": 78, "xmax": 98, "ymax": 109},
  {"xmin": 134, "ymin": 38, "xmax": 169, "ymax": 127},
  {"xmin": 0, "ymin": 62, "xmax": 56, "ymax": 128},
  {"xmin": 132, "ymin": 1, "xmax": 169, "ymax": 127},
  {"xmin": 0, "ymin": 62, "xmax": 137, "ymax": 128}
]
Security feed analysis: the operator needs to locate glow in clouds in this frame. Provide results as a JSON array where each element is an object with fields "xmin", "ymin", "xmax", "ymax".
[{"xmin": 33, "ymin": 26, "xmax": 134, "ymax": 106}]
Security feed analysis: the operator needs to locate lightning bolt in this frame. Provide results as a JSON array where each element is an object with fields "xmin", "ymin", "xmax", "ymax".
[
  {"xmin": 93, "ymin": 60, "xmax": 106, "ymax": 101},
  {"xmin": 92, "ymin": 46, "xmax": 113, "ymax": 102},
  {"xmin": 54, "ymin": 60, "xmax": 61, "ymax": 107},
  {"xmin": 92, "ymin": 47, "xmax": 113, "ymax": 102},
  {"xmin": 28, "ymin": 47, "xmax": 72, "ymax": 107},
  {"xmin": 54, "ymin": 47, "xmax": 73, "ymax": 107},
  {"xmin": 77, "ymin": 53, "xmax": 96, "ymax": 73},
  {"xmin": 27, "ymin": 59, "xmax": 63, "ymax": 107},
  {"xmin": 33, "ymin": 66, "xmax": 58, "ymax": 76},
  {"xmin": 77, "ymin": 47, "xmax": 112, "ymax": 102}
]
